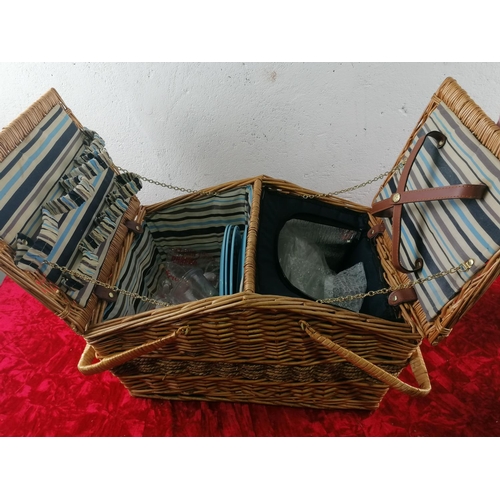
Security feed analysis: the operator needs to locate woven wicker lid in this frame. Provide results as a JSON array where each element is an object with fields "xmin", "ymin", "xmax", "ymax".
[
  {"xmin": 371, "ymin": 77, "xmax": 500, "ymax": 344},
  {"xmin": 0, "ymin": 89, "xmax": 141, "ymax": 334}
]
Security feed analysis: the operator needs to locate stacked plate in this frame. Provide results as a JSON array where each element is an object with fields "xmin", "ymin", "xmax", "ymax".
[{"xmin": 219, "ymin": 224, "xmax": 248, "ymax": 295}]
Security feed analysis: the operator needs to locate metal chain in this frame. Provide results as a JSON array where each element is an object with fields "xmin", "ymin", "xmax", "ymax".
[
  {"xmin": 301, "ymin": 158, "xmax": 407, "ymax": 199},
  {"xmin": 43, "ymin": 157, "xmax": 466, "ymax": 309},
  {"xmin": 318, "ymin": 259, "xmax": 475, "ymax": 304},
  {"xmin": 116, "ymin": 166, "xmax": 222, "ymax": 197},
  {"xmin": 43, "ymin": 258, "xmax": 474, "ymax": 309},
  {"xmin": 118, "ymin": 156, "xmax": 407, "ymax": 201},
  {"xmin": 43, "ymin": 261, "xmax": 171, "ymax": 308}
]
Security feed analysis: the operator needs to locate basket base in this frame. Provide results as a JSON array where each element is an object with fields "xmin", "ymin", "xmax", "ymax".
[{"xmin": 118, "ymin": 374, "xmax": 390, "ymax": 411}]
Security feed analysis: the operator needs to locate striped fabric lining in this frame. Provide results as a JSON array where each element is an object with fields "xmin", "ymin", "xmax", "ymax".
[
  {"xmin": 64, "ymin": 171, "xmax": 142, "ymax": 306},
  {"xmin": 103, "ymin": 225, "xmax": 163, "ymax": 321},
  {"xmin": 17, "ymin": 209, "xmax": 60, "ymax": 272},
  {"xmin": 0, "ymin": 105, "xmax": 84, "ymax": 246},
  {"xmin": 0, "ymin": 101, "xmax": 142, "ymax": 308},
  {"xmin": 147, "ymin": 186, "xmax": 253, "ymax": 257},
  {"xmin": 45, "ymin": 176, "xmax": 96, "ymax": 214},
  {"xmin": 375, "ymin": 102, "xmax": 500, "ymax": 321},
  {"xmin": 104, "ymin": 186, "xmax": 253, "ymax": 320},
  {"xmin": 39, "ymin": 166, "xmax": 116, "ymax": 280},
  {"xmin": 61, "ymin": 156, "xmax": 105, "ymax": 184},
  {"xmin": 14, "ymin": 234, "xmax": 33, "ymax": 265}
]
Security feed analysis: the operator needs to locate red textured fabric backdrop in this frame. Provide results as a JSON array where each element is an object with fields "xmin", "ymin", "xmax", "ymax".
[{"xmin": 1, "ymin": 275, "xmax": 499, "ymax": 437}]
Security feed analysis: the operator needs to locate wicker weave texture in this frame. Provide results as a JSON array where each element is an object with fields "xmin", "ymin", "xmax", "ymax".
[
  {"xmin": 87, "ymin": 304, "xmax": 419, "ymax": 410},
  {"xmin": 2, "ymin": 78, "xmax": 499, "ymax": 409},
  {"xmin": 80, "ymin": 173, "xmax": 422, "ymax": 410}
]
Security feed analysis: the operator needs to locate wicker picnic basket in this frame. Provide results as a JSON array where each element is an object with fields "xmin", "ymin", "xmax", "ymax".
[{"xmin": 1, "ymin": 77, "xmax": 500, "ymax": 410}]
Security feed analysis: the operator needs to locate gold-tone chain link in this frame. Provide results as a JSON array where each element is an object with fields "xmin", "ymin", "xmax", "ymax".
[
  {"xmin": 117, "ymin": 166, "xmax": 222, "ymax": 197},
  {"xmin": 318, "ymin": 259, "xmax": 475, "ymax": 304},
  {"xmin": 119, "ymin": 156, "xmax": 407, "ymax": 201},
  {"xmin": 43, "ymin": 261, "xmax": 171, "ymax": 308},
  {"xmin": 44, "ymin": 157, "xmax": 466, "ymax": 309},
  {"xmin": 43, "ymin": 258, "xmax": 475, "ymax": 309},
  {"xmin": 301, "ymin": 158, "xmax": 407, "ymax": 199}
]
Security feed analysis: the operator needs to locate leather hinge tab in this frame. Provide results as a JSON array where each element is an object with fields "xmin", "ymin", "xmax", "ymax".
[
  {"xmin": 388, "ymin": 287, "xmax": 418, "ymax": 306},
  {"xmin": 125, "ymin": 219, "xmax": 144, "ymax": 234},
  {"xmin": 94, "ymin": 285, "xmax": 119, "ymax": 302},
  {"xmin": 367, "ymin": 222, "xmax": 385, "ymax": 239}
]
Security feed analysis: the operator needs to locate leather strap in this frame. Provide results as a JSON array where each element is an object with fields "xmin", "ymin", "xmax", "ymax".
[
  {"xmin": 371, "ymin": 131, "xmax": 487, "ymax": 273},
  {"xmin": 367, "ymin": 222, "xmax": 385, "ymax": 239},
  {"xmin": 371, "ymin": 184, "xmax": 487, "ymax": 218},
  {"xmin": 94, "ymin": 285, "xmax": 119, "ymax": 302},
  {"xmin": 388, "ymin": 287, "xmax": 418, "ymax": 306},
  {"xmin": 125, "ymin": 219, "xmax": 144, "ymax": 234}
]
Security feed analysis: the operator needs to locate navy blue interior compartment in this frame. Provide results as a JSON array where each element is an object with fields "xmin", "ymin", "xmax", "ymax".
[{"xmin": 255, "ymin": 187, "xmax": 402, "ymax": 322}]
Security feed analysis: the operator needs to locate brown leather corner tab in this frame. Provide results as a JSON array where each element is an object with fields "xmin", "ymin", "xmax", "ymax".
[
  {"xmin": 94, "ymin": 285, "xmax": 119, "ymax": 303},
  {"xmin": 367, "ymin": 222, "xmax": 385, "ymax": 239},
  {"xmin": 388, "ymin": 287, "xmax": 418, "ymax": 306},
  {"xmin": 125, "ymin": 219, "xmax": 144, "ymax": 234}
]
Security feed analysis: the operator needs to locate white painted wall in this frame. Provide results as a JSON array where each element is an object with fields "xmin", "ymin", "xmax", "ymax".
[{"xmin": 1, "ymin": 62, "xmax": 500, "ymax": 209}]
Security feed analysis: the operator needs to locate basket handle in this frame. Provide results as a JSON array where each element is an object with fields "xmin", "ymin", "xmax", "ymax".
[
  {"xmin": 299, "ymin": 320, "xmax": 431, "ymax": 397},
  {"xmin": 77, "ymin": 326, "xmax": 189, "ymax": 375}
]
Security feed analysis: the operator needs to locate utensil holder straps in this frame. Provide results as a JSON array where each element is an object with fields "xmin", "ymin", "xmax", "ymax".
[
  {"xmin": 299, "ymin": 320, "xmax": 431, "ymax": 397},
  {"xmin": 77, "ymin": 326, "xmax": 189, "ymax": 375},
  {"xmin": 371, "ymin": 130, "xmax": 486, "ymax": 274}
]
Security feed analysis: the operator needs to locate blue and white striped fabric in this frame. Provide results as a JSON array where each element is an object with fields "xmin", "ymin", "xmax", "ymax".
[
  {"xmin": 17, "ymin": 209, "xmax": 60, "ymax": 272},
  {"xmin": 45, "ymin": 175, "xmax": 95, "ymax": 214},
  {"xmin": 103, "ymin": 225, "xmax": 163, "ymax": 320},
  {"xmin": 10, "ymin": 133, "xmax": 120, "ymax": 303},
  {"xmin": 39, "ymin": 167, "xmax": 116, "ymax": 280},
  {"xmin": 1, "ymin": 103, "xmax": 143, "ymax": 307},
  {"xmin": 375, "ymin": 102, "xmax": 500, "ymax": 321},
  {"xmin": 104, "ymin": 185, "xmax": 253, "ymax": 320},
  {"xmin": 64, "ymin": 170, "xmax": 142, "ymax": 306},
  {"xmin": 146, "ymin": 186, "xmax": 252, "ymax": 257},
  {"xmin": 0, "ymin": 105, "xmax": 84, "ymax": 246}
]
